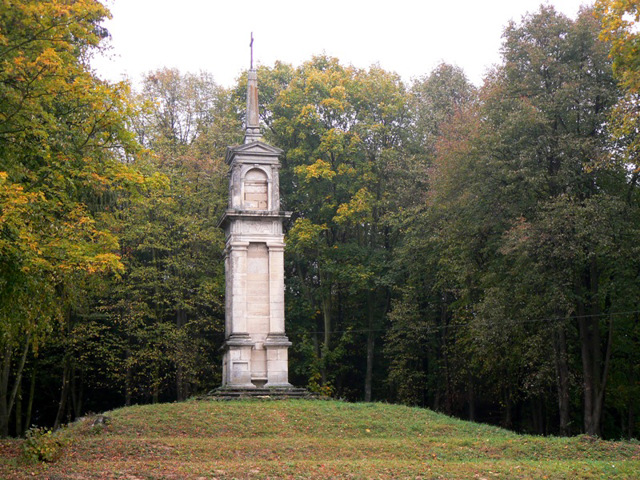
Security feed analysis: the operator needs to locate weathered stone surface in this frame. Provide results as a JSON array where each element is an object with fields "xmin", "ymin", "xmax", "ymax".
[{"xmin": 218, "ymin": 67, "xmax": 294, "ymax": 390}]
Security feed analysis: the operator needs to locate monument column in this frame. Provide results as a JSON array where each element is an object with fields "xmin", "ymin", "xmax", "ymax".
[{"xmin": 217, "ymin": 45, "xmax": 293, "ymax": 390}]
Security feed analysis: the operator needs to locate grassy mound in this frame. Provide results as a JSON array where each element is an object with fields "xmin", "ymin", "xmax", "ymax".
[{"xmin": 1, "ymin": 399, "xmax": 638, "ymax": 478}]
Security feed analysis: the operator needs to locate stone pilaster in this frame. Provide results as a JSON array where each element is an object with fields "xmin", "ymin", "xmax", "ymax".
[
  {"xmin": 267, "ymin": 244, "xmax": 285, "ymax": 334},
  {"xmin": 229, "ymin": 243, "xmax": 248, "ymax": 334}
]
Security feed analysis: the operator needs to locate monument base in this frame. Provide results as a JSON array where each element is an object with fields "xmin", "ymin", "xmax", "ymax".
[{"xmin": 206, "ymin": 386, "xmax": 318, "ymax": 400}]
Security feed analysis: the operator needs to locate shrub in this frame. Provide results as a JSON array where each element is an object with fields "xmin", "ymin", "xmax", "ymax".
[{"xmin": 21, "ymin": 426, "xmax": 66, "ymax": 463}]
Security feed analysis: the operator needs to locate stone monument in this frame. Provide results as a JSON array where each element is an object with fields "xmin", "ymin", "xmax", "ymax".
[{"xmin": 217, "ymin": 61, "xmax": 293, "ymax": 390}]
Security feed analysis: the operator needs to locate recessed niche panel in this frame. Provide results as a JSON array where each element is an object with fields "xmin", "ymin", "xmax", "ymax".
[
  {"xmin": 244, "ymin": 168, "xmax": 268, "ymax": 210},
  {"xmin": 246, "ymin": 243, "xmax": 270, "ymax": 331}
]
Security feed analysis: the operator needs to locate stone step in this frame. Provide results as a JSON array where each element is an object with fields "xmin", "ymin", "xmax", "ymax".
[{"xmin": 204, "ymin": 387, "xmax": 321, "ymax": 400}]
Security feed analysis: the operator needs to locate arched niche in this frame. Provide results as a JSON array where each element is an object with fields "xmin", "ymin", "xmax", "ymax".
[{"xmin": 243, "ymin": 168, "xmax": 269, "ymax": 210}]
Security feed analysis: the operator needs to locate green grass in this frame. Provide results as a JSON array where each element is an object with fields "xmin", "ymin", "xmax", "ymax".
[{"xmin": 1, "ymin": 399, "xmax": 638, "ymax": 478}]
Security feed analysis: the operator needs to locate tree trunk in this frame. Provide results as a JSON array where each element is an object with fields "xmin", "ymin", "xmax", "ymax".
[
  {"xmin": 0, "ymin": 337, "xmax": 30, "ymax": 437},
  {"xmin": 70, "ymin": 365, "xmax": 83, "ymax": 418},
  {"xmin": 0, "ymin": 346, "xmax": 12, "ymax": 437},
  {"xmin": 578, "ymin": 258, "xmax": 609, "ymax": 436},
  {"xmin": 14, "ymin": 375, "xmax": 21, "ymax": 437},
  {"xmin": 441, "ymin": 302, "xmax": 452, "ymax": 415},
  {"xmin": 627, "ymin": 361, "xmax": 637, "ymax": 439},
  {"xmin": 321, "ymin": 295, "xmax": 331, "ymax": 385},
  {"xmin": 594, "ymin": 315, "xmax": 614, "ymax": 433},
  {"xmin": 531, "ymin": 398, "xmax": 544, "ymax": 435},
  {"xmin": 467, "ymin": 373, "xmax": 476, "ymax": 422},
  {"xmin": 152, "ymin": 361, "xmax": 160, "ymax": 404},
  {"xmin": 176, "ymin": 308, "xmax": 186, "ymax": 401},
  {"xmin": 364, "ymin": 293, "xmax": 375, "ymax": 402},
  {"xmin": 322, "ymin": 296, "xmax": 331, "ymax": 351},
  {"xmin": 554, "ymin": 324, "xmax": 570, "ymax": 436},
  {"xmin": 151, "ymin": 246, "xmax": 163, "ymax": 403},
  {"xmin": 176, "ymin": 365, "xmax": 184, "ymax": 401},
  {"xmin": 24, "ymin": 366, "xmax": 36, "ymax": 433},
  {"xmin": 53, "ymin": 358, "xmax": 71, "ymax": 430},
  {"xmin": 125, "ymin": 348, "xmax": 132, "ymax": 407},
  {"xmin": 503, "ymin": 390, "xmax": 513, "ymax": 429},
  {"xmin": 578, "ymin": 313, "xmax": 598, "ymax": 435}
]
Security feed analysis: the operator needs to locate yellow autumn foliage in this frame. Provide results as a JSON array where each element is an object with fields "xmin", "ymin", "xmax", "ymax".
[
  {"xmin": 333, "ymin": 187, "xmax": 374, "ymax": 225},
  {"xmin": 287, "ymin": 218, "xmax": 327, "ymax": 253},
  {"xmin": 294, "ymin": 159, "xmax": 337, "ymax": 182}
]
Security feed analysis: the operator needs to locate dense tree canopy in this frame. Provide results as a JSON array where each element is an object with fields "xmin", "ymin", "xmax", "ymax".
[
  {"xmin": 246, "ymin": 57, "xmax": 411, "ymax": 399},
  {"xmin": 390, "ymin": 5, "xmax": 638, "ymax": 437},
  {"xmin": 0, "ymin": 0, "xmax": 143, "ymax": 436},
  {"xmin": 1, "ymin": 0, "xmax": 639, "ymax": 440}
]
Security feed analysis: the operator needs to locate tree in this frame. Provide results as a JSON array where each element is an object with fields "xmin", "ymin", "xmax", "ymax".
[
  {"xmin": 90, "ymin": 68, "xmax": 237, "ymax": 405},
  {"xmin": 595, "ymin": 0, "xmax": 640, "ymax": 186},
  {"xmin": 0, "ymin": 0, "xmax": 141, "ymax": 436},
  {"xmin": 425, "ymin": 6, "xmax": 632, "ymax": 436},
  {"xmin": 244, "ymin": 57, "xmax": 410, "ymax": 399},
  {"xmin": 384, "ymin": 64, "xmax": 476, "ymax": 413}
]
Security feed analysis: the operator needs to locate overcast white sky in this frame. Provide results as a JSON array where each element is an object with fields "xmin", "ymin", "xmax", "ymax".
[{"xmin": 93, "ymin": 0, "xmax": 591, "ymax": 88}]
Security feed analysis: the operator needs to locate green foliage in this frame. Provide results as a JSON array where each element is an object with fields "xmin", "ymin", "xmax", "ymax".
[
  {"xmin": 383, "ymin": 5, "xmax": 640, "ymax": 439},
  {"xmin": 86, "ymin": 68, "xmax": 236, "ymax": 404},
  {"xmin": 306, "ymin": 371, "xmax": 334, "ymax": 397},
  {"xmin": 2, "ymin": 0, "xmax": 640, "ymax": 444},
  {"xmin": 421, "ymin": 5, "xmax": 636, "ymax": 436},
  {"xmin": 409, "ymin": 63, "xmax": 476, "ymax": 156},
  {"xmin": 21, "ymin": 426, "xmax": 66, "ymax": 463},
  {"xmin": 595, "ymin": 0, "xmax": 640, "ymax": 178},
  {"xmin": 0, "ymin": 0, "xmax": 144, "ymax": 437},
  {"xmin": 384, "ymin": 64, "xmax": 476, "ymax": 412},
  {"xmin": 244, "ymin": 56, "xmax": 411, "ymax": 398}
]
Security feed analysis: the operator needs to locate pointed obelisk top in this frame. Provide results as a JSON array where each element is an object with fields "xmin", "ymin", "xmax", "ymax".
[
  {"xmin": 250, "ymin": 32, "xmax": 254, "ymax": 70},
  {"xmin": 244, "ymin": 32, "xmax": 261, "ymax": 144}
]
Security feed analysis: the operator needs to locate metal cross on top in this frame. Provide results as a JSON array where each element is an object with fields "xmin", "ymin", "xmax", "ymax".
[{"xmin": 250, "ymin": 32, "xmax": 254, "ymax": 70}]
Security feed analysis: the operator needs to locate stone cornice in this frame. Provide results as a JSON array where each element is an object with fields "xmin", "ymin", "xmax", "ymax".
[
  {"xmin": 225, "ymin": 140, "xmax": 283, "ymax": 165},
  {"xmin": 216, "ymin": 209, "xmax": 292, "ymax": 229}
]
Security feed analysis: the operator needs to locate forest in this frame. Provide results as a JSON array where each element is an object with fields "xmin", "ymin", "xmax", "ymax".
[{"xmin": 1, "ymin": 0, "xmax": 639, "ymax": 440}]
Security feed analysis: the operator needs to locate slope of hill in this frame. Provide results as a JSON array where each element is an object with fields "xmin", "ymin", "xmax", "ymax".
[{"xmin": 0, "ymin": 399, "xmax": 638, "ymax": 479}]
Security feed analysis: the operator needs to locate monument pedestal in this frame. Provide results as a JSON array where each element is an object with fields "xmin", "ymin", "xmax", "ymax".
[
  {"xmin": 222, "ymin": 333, "xmax": 255, "ymax": 388},
  {"xmin": 264, "ymin": 334, "xmax": 292, "ymax": 388},
  {"xmin": 207, "ymin": 386, "xmax": 316, "ymax": 400}
]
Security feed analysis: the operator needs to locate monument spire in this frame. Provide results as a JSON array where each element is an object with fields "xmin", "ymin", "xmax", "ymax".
[{"xmin": 244, "ymin": 33, "xmax": 261, "ymax": 144}]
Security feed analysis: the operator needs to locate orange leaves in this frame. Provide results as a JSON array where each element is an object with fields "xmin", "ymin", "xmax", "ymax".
[
  {"xmin": 32, "ymin": 201, "xmax": 123, "ymax": 276},
  {"xmin": 298, "ymin": 104, "xmax": 319, "ymax": 127},
  {"xmin": 35, "ymin": 47, "xmax": 63, "ymax": 70},
  {"xmin": 0, "ymin": 170, "xmax": 124, "ymax": 280},
  {"xmin": 318, "ymin": 128, "xmax": 352, "ymax": 158},
  {"xmin": 0, "ymin": 171, "xmax": 42, "ymax": 243},
  {"xmin": 595, "ymin": 0, "xmax": 640, "ymax": 169},
  {"xmin": 83, "ymin": 253, "xmax": 124, "ymax": 276}
]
